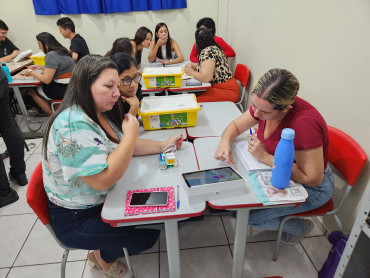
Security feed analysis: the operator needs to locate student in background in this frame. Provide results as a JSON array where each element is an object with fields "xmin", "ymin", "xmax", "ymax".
[
  {"xmin": 190, "ymin": 17, "xmax": 235, "ymax": 63},
  {"xmin": 0, "ymin": 20, "xmax": 21, "ymax": 63},
  {"xmin": 130, "ymin": 27, "xmax": 152, "ymax": 66},
  {"xmin": 104, "ymin": 38, "xmax": 134, "ymax": 58},
  {"xmin": 56, "ymin": 17, "xmax": 90, "ymax": 62},
  {"xmin": 42, "ymin": 55, "xmax": 183, "ymax": 277},
  {"xmin": 184, "ymin": 28, "xmax": 239, "ymax": 102},
  {"xmin": 105, "ymin": 41, "xmax": 143, "ymax": 118},
  {"xmin": 148, "ymin": 22, "xmax": 184, "ymax": 65},
  {"xmin": 214, "ymin": 69, "xmax": 333, "ymax": 245},
  {"xmin": 20, "ymin": 32, "xmax": 74, "ymax": 115},
  {"xmin": 109, "ymin": 53, "xmax": 142, "ymax": 118},
  {"xmin": 0, "ymin": 67, "xmax": 28, "ymax": 205}
]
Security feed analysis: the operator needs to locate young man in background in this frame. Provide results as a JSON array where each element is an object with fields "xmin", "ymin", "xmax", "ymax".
[
  {"xmin": 0, "ymin": 20, "xmax": 20, "ymax": 63},
  {"xmin": 56, "ymin": 17, "xmax": 90, "ymax": 62}
]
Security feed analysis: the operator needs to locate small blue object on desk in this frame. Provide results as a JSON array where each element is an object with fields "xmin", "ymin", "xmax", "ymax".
[
  {"xmin": 176, "ymin": 184, "xmax": 180, "ymax": 209},
  {"xmin": 249, "ymin": 128, "xmax": 253, "ymax": 135}
]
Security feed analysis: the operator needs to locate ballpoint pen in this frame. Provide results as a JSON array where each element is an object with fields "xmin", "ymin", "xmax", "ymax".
[
  {"xmin": 249, "ymin": 128, "xmax": 253, "ymax": 135},
  {"xmin": 176, "ymin": 184, "xmax": 180, "ymax": 209}
]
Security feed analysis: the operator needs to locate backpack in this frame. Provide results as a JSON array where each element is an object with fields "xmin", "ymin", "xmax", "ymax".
[{"xmin": 318, "ymin": 231, "xmax": 349, "ymax": 278}]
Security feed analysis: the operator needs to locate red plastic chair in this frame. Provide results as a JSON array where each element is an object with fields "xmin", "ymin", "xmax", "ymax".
[
  {"xmin": 273, "ymin": 126, "xmax": 367, "ymax": 260},
  {"xmin": 234, "ymin": 64, "xmax": 250, "ymax": 112},
  {"xmin": 26, "ymin": 162, "xmax": 134, "ymax": 278}
]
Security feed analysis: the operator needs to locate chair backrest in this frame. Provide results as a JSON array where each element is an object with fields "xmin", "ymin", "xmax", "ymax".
[
  {"xmin": 327, "ymin": 126, "xmax": 367, "ymax": 186},
  {"xmin": 234, "ymin": 64, "xmax": 250, "ymax": 87},
  {"xmin": 26, "ymin": 162, "xmax": 50, "ymax": 225}
]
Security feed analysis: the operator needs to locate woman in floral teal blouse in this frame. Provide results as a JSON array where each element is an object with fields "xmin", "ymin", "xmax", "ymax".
[{"xmin": 42, "ymin": 55, "xmax": 183, "ymax": 278}]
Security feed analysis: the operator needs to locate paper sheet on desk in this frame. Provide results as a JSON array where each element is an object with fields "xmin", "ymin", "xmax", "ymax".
[
  {"xmin": 249, "ymin": 171, "xmax": 307, "ymax": 205},
  {"xmin": 234, "ymin": 141, "xmax": 271, "ymax": 171}
]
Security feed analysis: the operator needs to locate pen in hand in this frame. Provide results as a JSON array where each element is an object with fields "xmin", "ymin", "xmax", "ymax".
[{"xmin": 176, "ymin": 184, "xmax": 180, "ymax": 209}]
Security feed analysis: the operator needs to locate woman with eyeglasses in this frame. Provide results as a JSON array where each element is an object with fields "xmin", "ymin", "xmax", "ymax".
[
  {"xmin": 215, "ymin": 69, "xmax": 334, "ymax": 245},
  {"xmin": 109, "ymin": 53, "xmax": 142, "ymax": 118},
  {"xmin": 42, "ymin": 55, "xmax": 183, "ymax": 277}
]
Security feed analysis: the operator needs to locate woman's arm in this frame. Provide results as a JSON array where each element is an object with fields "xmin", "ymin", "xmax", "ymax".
[
  {"xmin": 248, "ymin": 137, "xmax": 325, "ymax": 187},
  {"xmin": 169, "ymin": 39, "xmax": 184, "ymax": 64},
  {"xmin": 148, "ymin": 38, "xmax": 163, "ymax": 62},
  {"xmin": 28, "ymin": 67, "xmax": 56, "ymax": 84},
  {"xmin": 291, "ymin": 147, "xmax": 324, "ymax": 186},
  {"xmin": 214, "ymin": 110, "xmax": 258, "ymax": 164},
  {"xmin": 184, "ymin": 59, "xmax": 215, "ymax": 83},
  {"xmin": 81, "ymin": 114, "xmax": 139, "ymax": 191},
  {"xmin": 133, "ymin": 134, "xmax": 183, "ymax": 156}
]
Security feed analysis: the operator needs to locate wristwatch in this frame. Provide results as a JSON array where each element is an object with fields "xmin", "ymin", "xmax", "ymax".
[{"xmin": 28, "ymin": 69, "xmax": 32, "ymax": 73}]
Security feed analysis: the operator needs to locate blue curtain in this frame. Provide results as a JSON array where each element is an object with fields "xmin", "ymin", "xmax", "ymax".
[{"xmin": 32, "ymin": 0, "xmax": 187, "ymax": 15}]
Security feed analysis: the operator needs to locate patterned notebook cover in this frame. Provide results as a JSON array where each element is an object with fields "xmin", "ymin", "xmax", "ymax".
[{"xmin": 124, "ymin": 187, "xmax": 175, "ymax": 216}]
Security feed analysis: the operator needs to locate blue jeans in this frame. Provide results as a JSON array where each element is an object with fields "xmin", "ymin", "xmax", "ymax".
[
  {"xmin": 47, "ymin": 199, "xmax": 160, "ymax": 263},
  {"xmin": 249, "ymin": 166, "xmax": 335, "ymax": 235}
]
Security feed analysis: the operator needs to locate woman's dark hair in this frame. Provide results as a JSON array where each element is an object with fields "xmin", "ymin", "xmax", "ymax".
[
  {"xmin": 196, "ymin": 17, "xmax": 216, "ymax": 36},
  {"xmin": 36, "ymin": 32, "xmax": 70, "ymax": 56},
  {"xmin": 195, "ymin": 28, "xmax": 221, "ymax": 57},
  {"xmin": 105, "ymin": 37, "xmax": 133, "ymax": 57},
  {"xmin": 106, "ymin": 53, "xmax": 139, "ymax": 128},
  {"xmin": 43, "ymin": 55, "xmax": 120, "ymax": 159},
  {"xmin": 110, "ymin": 53, "xmax": 138, "ymax": 74},
  {"xmin": 154, "ymin": 22, "xmax": 172, "ymax": 59},
  {"xmin": 133, "ymin": 27, "xmax": 152, "ymax": 46}
]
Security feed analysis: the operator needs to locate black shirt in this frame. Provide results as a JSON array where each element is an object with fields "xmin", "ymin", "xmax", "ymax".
[
  {"xmin": 0, "ymin": 38, "xmax": 18, "ymax": 58},
  {"xmin": 70, "ymin": 34, "xmax": 90, "ymax": 62},
  {"xmin": 135, "ymin": 49, "xmax": 142, "ymax": 66}
]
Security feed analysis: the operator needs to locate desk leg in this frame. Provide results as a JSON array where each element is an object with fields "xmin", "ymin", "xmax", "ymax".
[
  {"xmin": 232, "ymin": 208, "xmax": 250, "ymax": 278},
  {"xmin": 12, "ymin": 87, "xmax": 28, "ymax": 115},
  {"xmin": 164, "ymin": 220, "xmax": 181, "ymax": 278}
]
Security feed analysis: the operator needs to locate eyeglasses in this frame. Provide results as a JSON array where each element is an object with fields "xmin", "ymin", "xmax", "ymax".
[{"xmin": 120, "ymin": 74, "xmax": 142, "ymax": 86}]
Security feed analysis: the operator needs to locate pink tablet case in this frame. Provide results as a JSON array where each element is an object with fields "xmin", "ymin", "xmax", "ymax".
[{"xmin": 125, "ymin": 187, "xmax": 175, "ymax": 216}]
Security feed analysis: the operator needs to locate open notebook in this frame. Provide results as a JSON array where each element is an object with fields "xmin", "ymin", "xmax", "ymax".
[
  {"xmin": 249, "ymin": 171, "xmax": 308, "ymax": 205},
  {"xmin": 234, "ymin": 140, "xmax": 271, "ymax": 171},
  {"xmin": 124, "ymin": 187, "xmax": 175, "ymax": 216}
]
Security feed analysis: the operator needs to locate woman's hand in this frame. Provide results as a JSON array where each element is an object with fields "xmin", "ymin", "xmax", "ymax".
[
  {"xmin": 247, "ymin": 134, "xmax": 269, "ymax": 162},
  {"xmin": 121, "ymin": 113, "xmax": 139, "ymax": 138},
  {"xmin": 121, "ymin": 94, "xmax": 139, "ymax": 107},
  {"xmin": 162, "ymin": 134, "xmax": 183, "ymax": 151},
  {"xmin": 184, "ymin": 64, "xmax": 195, "ymax": 76},
  {"xmin": 28, "ymin": 65, "xmax": 44, "ymax": 70},
  {"xmin": 214, "ymin": 140, "xmax": 235, "ymax": 164},
  {"xmin": 19, "ymin": 69, "xmax": 30, "ymax": 76},
  {"xmin": 155, "ymin": 57, "xmax": 166, "ymax": 64},
  {"xmin": 158, "ymin": 37, "xmax": 167, "ymax": 46}
]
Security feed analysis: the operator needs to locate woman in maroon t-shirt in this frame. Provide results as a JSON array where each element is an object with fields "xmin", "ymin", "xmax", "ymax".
[{"xmin": 215, "ymin": 68, "xmax": 334, "ymax": 245}]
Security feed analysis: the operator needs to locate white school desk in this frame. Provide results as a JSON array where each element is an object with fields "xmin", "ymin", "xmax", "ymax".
[
  {"xmin": 101, "ymin": 142, "xmax": 206, "ymax": 278},
  {"xmin": 186, "ymin": 101, "xmax": 242, "ymax": 140},
  {"xmin": 9, "ymin": 79, "xmax": 40, "ymax": 115},
  {"xmin": 7, "ymin": 58, "xmax": 33, "ymax": 74},
  {"xmin": 193, "ymin": 136, "xmax": 308, "ymax": 278}
]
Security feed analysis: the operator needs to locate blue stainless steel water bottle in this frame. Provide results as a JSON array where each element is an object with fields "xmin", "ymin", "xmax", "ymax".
[
  {"xmin": 1, "ymin": 62, "xmax": 12, "ymax": 83},
  {"xmin": 271, "ymin": 128, "xmax": 295, "ymax": 189}
]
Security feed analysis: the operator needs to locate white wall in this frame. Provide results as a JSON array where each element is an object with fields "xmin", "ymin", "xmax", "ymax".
[
  {"xmin": 227, "ymin": 0, "xmax": 370, "ymax": 232},
  {"xmin": 1, "ymin": 0, "xmax": 223, "ymax": 61}
]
